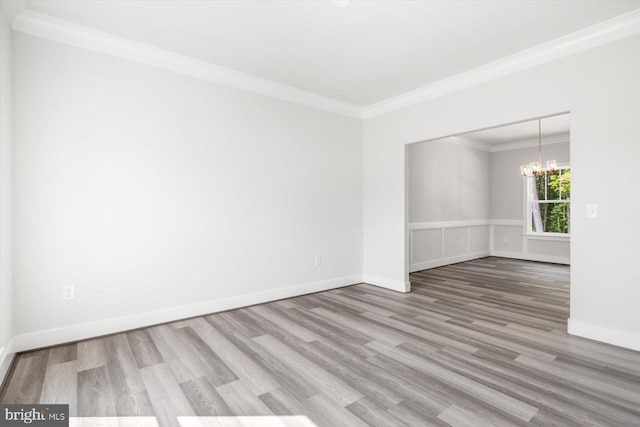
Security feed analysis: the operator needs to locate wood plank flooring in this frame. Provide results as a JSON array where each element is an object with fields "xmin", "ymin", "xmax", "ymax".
[{"xmin": 2, "ymin": 257, "xmax": 640, "ymax": 426}]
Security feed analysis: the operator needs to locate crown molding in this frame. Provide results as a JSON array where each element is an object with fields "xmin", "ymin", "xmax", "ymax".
[
  {"xmin": 363, "ymin": 9, "xmax": 640, "ymax": 119},
  {"xmin": 10, "ymin": 9, "xmax": 363, "ymax": 119},
  {"xmin": 6, "ymin": 5, "xmax": 640, "ymax": 121},
  {"xmin": 489, "ymin": 133, "xmax": 570, "ymax": 152},
  {"xmin": 437, "ymin": 133, "xmax": 569, "ymax": 152},
  {"xmin": 443, "ymin": 135, "xmax": 492, "ymax": 152}
]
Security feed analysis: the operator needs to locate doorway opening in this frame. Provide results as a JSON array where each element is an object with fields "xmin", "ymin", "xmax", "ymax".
[{"xmin": 405, "ymin": 112, "xmax": 571, "ymax": 321}]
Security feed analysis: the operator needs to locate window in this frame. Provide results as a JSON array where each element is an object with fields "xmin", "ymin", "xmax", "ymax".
[{"xmin": 526, "ymin": 167, "xmax": 570, "ymax": 234}]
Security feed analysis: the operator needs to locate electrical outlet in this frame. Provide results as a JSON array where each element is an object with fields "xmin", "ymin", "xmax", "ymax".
[
  {"xmin": 63, "ymin": 286, "xmax": 74, "ymax": 300},
  {"xmin": 503, "ymin": 236, "xmax": 509, "ymax": 243},
  {"xmin": 314, "ymin": 255, "xmax": 321, "ymax": 267}
]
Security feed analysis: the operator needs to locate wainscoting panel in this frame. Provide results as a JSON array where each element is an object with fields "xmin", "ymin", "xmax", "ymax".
[
  {"xmin": 527, "ymin": 238, "xmax": 570, "ymax": 257},
  {"xmin": 443, "ymin": 227, "xmax": 468, "ymax": 259},
  {"xmin": 409, "ymin": 220, "xmax": 570, "ymax": 273},
  {"xmin": 491, "ymin": 220, "xmax": 570, "ymax": 265},
  {"xmin": 470, "ymin": 225, "xmax": 491, "ymax": 254},
  {"xmin": 410, "ymin": 228, "xmax": 443, "ymax": 265},
  {"xmin": 409, "ymin": 221, "xmax": 490, "ymax": 272},
  {"xmin": 492, "ymin": 224, "xmax": 524, "ymax": 253}
]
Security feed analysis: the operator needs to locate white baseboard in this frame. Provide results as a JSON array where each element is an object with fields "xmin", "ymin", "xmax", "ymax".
[
  {"xmin": 363, "ymin": 274, "xmax": 410, "ymax": 293},
  {"xmin": 490, "ymin": 250, "xmax": 569, "ymax": 265},
  {"xmin": 568, "ymin": 319, "xmax": 640, "ymax": 352},
  {"xmin": 14, "ymin": 274, "xmax": 363, "ymax": 352},
  {"xmin": 0, "ymin": 339, "xmax": 15, "ymax": 388},
  {"xmin": 410, "ymin": 251, "xmax": 490, "ymax": 273}
]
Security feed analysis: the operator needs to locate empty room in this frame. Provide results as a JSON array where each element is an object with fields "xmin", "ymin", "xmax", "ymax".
[{"xmin": 0, "ymin": 1, "xmax": 639, "ymax": 426}]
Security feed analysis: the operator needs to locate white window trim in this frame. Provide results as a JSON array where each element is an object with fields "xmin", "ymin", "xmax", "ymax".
[
  {"xmin": 524, "ymin": 233, "xmax": 570, "ymax": 241},
  {"xmin": 523, "ymin": 164, "xmax": 571, "ymax": 238}
]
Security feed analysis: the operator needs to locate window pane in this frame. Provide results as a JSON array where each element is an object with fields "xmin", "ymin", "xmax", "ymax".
[
  {"xmin": 560, "ymin": 168, "xmax": 571, "ymax": 200},
  {"xmin": 531, "ymin": 202, "xmax": 570, "ymax": 233},
  {"xmin": 531, "ymin": 202, "xmax": 543, "ymax": 232},
  {"xmin": 527, "ymin": 167, "xmax": 570, "ymax": 234},
  {"xmin": 547, "ymin": 170, "xmax": 560, "ymax": 200},
  {"xmin": 535, "ymin": 174, "xmax": 546, "ymax": 201}
]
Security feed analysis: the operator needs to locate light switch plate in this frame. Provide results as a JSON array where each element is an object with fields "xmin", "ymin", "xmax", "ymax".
[{"xmin": 586, "ymin": 204, "xmax": 598, "ymax": 219}]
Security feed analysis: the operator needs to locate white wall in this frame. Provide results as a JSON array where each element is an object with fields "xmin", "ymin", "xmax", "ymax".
[
  {"xmin": 490, "ymin": 140, "xmax": 571, "ymax": 264},
  {"xmin": 0, "ymin": 6, "xmax": 15, "ymax": 380},
  {"xmin": 364, "ymin": 35, "xmax": 640, "ymax": 350},
  {"xmin": 409, "ymin": 140, "xmax": 490, "ymax": 223},
  {"xmin": 408, "ymin": 140, "xmax": 491, "ymax": 271},
  {"xmin": 12, "ymin": 33, "xmax": 363, "ymax": 351}
]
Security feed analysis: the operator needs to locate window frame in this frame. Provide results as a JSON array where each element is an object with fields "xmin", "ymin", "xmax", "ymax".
[{"xmin": 524, "ymin": 164, "xmax": 571, "ymax": 237}]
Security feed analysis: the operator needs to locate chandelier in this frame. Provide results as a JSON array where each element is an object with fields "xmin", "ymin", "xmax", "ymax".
[{"xmin": 520, "ymin": 119, "xmax": 557, "ymax": 177}]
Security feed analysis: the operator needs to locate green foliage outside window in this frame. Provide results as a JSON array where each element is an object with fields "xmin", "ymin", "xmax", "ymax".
[{"xmin": 531, "ymin": 168, "xmax": 570, "ymax": 233}]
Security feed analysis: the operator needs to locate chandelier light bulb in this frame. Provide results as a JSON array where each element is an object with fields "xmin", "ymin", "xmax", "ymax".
[{"xmin": 530, "ymin": 162, "xmax": 541, "ymax": 175}]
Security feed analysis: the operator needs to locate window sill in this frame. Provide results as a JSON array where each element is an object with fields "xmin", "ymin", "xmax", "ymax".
[{"xmin": 523, "ymin": 233, "xmax": 570, "ymax": 241}]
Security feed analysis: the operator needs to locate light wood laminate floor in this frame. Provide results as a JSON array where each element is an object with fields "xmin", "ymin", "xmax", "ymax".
[{"xmin": 2, "ymin": 257, "xmax": 640, "ymax": 426}]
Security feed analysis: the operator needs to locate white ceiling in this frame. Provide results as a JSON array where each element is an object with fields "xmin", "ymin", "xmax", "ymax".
[
  {"xmin": 462, "ymin": 114, "xmax": 571, "ymax": 146},
  {"xmin": 24, "ymin": 0, "xmax": 640, "ymax": 106}
]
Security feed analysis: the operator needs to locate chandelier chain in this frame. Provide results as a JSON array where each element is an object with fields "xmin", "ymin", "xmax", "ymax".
[
  {"xmin": 538, "ymin": 119, "xmax": 542, "ymax": 167},
  {"xmin": 519, "ymin": 117, "xmax": 556, "ymax": 177}
]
